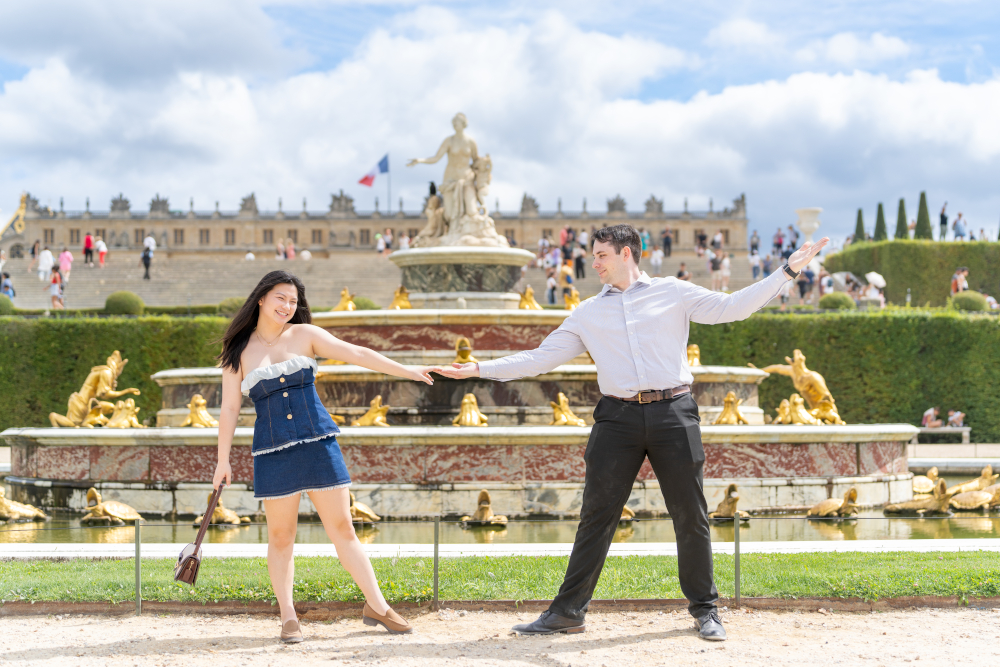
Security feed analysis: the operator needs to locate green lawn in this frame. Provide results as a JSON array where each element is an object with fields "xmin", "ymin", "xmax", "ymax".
[{"xmin": 2, "ymin": 552, "xmax": 999, "ymax": 605}]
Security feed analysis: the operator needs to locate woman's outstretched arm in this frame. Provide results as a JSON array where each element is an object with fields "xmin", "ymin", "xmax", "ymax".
[{"xmin": 303, "ymin": 324, "xmax": 440, "ymax": 385}]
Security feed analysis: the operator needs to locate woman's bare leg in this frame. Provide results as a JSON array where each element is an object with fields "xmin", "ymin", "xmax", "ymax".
[
  {"xmin": 309, "ymin": 488, "xmax": 390, "ymax": 614},
  {"xmin": 263, "ymin": 494, "xmax": 301, "ymax": 624}
]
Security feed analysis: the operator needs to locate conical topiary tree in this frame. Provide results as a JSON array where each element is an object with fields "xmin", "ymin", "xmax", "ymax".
[
  {"xmin": 894, "ymin": 198, "xmax": 909, "ymax": 239},
  {"xmin": 853, "ymin": 209, "xmax": 866, "ymax": 242},
  {"xmin": 913, "ymin": 191, "xmax": 933, "ymax": 239},
  {"xmin": 873, "ymin": 203, "xmax": 888, "ymax": 241}
]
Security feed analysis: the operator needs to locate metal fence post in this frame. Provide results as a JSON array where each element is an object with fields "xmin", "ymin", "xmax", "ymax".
[
  {"xmin": 134, "ymin": 519, "xmax": 142, "ymax": 615},
  {"xmin": 734, "ymin": 521, "xmax": 741, "ymax": 609},
  {"xmin": 432, "ymin": 516, "xmax": 440, "ymax": 611}
]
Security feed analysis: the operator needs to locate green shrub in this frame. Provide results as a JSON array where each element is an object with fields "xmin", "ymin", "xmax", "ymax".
[
  {"xmin": 873, "ymin": 203, "xmax": 887, "ymax": 242},
  {"xmin": 353, "ymin": 296, "xmax": 380, "ymax": 311},
  {"xmin": 952, "ymin": 291, "xmax": 988, "ymax": 312},
  {"xmin": 914, "ymin": 191, "xmax": 933, "ymax": 240},
  {"xmin": 104, "ymin": 291, "xmax": 145, "ymax": 315},
  {"xmin": 894, "ymin": 198, "xmax": 908, "ymax": 240},
  {"xmin": 217, "ymin": 297, "xmax": 246, "ymax": 316},
  {"xmin": 853, "ymin": 209, "xmax": 865, "ymax": 242},
  {"xmin": 818, "ymin": 292, "xmax": 856, "ymax": 310},
  {"xmin": 146, "ymin": 304, "xmax": 219, "ymax": 315},
  {"xmin": 0, "ymin": 295, "xmax": 13, "ymax": 315}
]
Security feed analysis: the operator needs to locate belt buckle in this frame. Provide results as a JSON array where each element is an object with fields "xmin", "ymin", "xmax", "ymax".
[{"xmin": 637, "ymin": 391, "xmax": 648, "ymax": 404}]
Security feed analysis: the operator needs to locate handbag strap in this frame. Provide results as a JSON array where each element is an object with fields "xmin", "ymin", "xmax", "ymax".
[{"xmin": 193, "ymin": 484, "xmax": 225, "ymax": 550}]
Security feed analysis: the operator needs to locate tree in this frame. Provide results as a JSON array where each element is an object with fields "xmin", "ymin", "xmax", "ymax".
[
  {"xmin": 894, "ymin": 198, "xmax": 909, "ymax": 239},
  {"xmin": 874, "ymin": 203, "xmax": 888, "ymax": 241},
  {"xmin": 914, "ymin": 191, "xmax": 933, "ymax": 239},
  {"xmin": 853, "ymin": 208, "xmax": 866, "ymax": 242}
]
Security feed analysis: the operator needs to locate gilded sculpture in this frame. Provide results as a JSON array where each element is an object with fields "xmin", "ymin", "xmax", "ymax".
[
  {"xmin": 453, "ymin": 336, "xmax": 478, "ymax": 364},
  {"xmin": 619, "ymin": 504, "xmax": 636, "ymax": 524},
  {"xmin": 564, "ymin": 287, "xmax": 581, "ymax": 311},
  {"xmin": 351, "ymin": 396, "xmax": 391, "ymax": 427},
  {"xmin": 49, "ymin": 350, "xmax": 141, "ymax": 427},
  {"xmin": 332, "ymin": 287, "xmax": 357, "ymax": 311},
  {"xmin": 809, "ymin": 397, "xmax": 846, "ymax": 425},
  {"xmin": 773, "ymin": 393, "xmax": 822, "ymax": 426},
  {"xmin": 81, "ymin": 488, "xmax": 144, "ymax": 525},
  {"xmin": 709, "ymin": 484, "xmax": 750, "ymax": 521},
  {"xmin": 759, "ymin": 349, "xmax": 835, "ymax": 410},
  {"xmin": 687, "ymin": 344, "xmax": 701, "ymax": 366},
  {"xmin": 713, "ymin": 391, "xmax": 749, "ymax": 425},
  {"xmin": 179, "ymin": 394, "xmax": 219, "ymax": 428},
  {"xmin": 549, "ymin": 392, "xmax": 587, "ymax": 427},
  {"xmin": 912, "ymin": 467, "xmax": 940, "ymax": 495},
  {"xmin": 946, "ymin": 465, "xmax": 998, "ymax": 496},
  {"xmin": 772, "ymin": 398, "xmax": 791, "ymax": 424},
  {"xmin": 194, "ymin": 492, "xmax": 250, "ymax": 525},
  {"xmin": 950, "ymin": 487, "xmax": 1000, "ymax": 512},
  {"xmin": 105, "ymin": 397, "xmax": 146, "ymax": 428},
  {"xmin": 350, "ymin": 492, "xmax": 381, "ymax": 524},
  {"xmin": 883, "ymin": 479, "xmax": 955, "ymax": 516},
  {"xmin": 0, "ymin": 487, "xmax": 48, "ymax": 522},
  {"xmin": 460, "ymin": 490, "xmax": 508, "ymax": 526},
  {"xmin": 807, "ymin": 488, "xmax": 860, "ymax": 518},
  {"xmin": 519, "ymin": 285, "xmax": 543, "ymax": 310},
  {"xmin": 388, "ymin": 286, "xmax": 412, "ymax": 310},
  {"xmin": 453, "ymin": 393, "xmax": 488, "ymax": 426}
]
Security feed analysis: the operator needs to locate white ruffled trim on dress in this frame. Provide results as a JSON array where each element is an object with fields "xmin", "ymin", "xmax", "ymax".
[
  {"xmin": 241, "ymin": 355, "xmax": 317, "ymax": 395},
  {"xmin": 256, "ymin": 481, "xmax": 352, "ymax": 500},
  {"xmin": 251, "ymin": 431, "xmax": 340, "ymax": 457}
]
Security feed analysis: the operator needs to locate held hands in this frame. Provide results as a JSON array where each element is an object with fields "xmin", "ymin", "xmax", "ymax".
[
  {"xmin": 213, "ymin": 460, "xmax": 232, "ymax": 489},
  {"xmin": 436, "ymin": 362, "xmax": 480, "ymax": 380},
  {"xmin": 409, "ymin": 367, "xmax": 441, "ymax": 385},
  {"xmin": 787, "ymin": 237, "xmax": 830, "ymax": 274}
]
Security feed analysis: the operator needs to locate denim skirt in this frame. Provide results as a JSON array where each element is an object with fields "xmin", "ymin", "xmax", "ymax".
[{"xmin": 253, "ymin": 433, "xmax": 352, "ymax": 500}]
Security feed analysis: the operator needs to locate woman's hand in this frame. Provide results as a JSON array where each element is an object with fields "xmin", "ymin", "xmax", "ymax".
[
  {"xmin": 213, "ymin": 460, "xmax": 232, "ymax": 489},
  {"xmin": 436, "ymin": 362, "xmax": 480, "ymax": 379},
  {"xmin": 787, "ymin": 238, "xmax": 830, "ymax": 273},
  {"xmin": 408, "ymin": 367, "xmax": 441, "ymax": 385}
]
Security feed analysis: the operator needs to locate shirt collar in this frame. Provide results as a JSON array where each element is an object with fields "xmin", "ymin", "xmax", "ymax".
[{"xmin": 600, "ymin": 272, "xmax": 653, "ymax": 296}]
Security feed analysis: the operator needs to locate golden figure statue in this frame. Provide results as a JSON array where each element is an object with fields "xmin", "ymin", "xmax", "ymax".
[
  {"xmin": 950, "ymin": 486, "xmax": 1000, "ymax": 512},
  {"xmin": 81, "ymin": 488, "xmax": 144, "ymax": 525},
  {"xmin": 807, "ymin": 487, "xmax": 860, "ymax": 518},
  {"xmin": 194, "ymin": 492, "xmax": 250, "ymax": 525},
  {"xmin": 453, "ymin": 393, "xmax": 488, "ymax": 426},
  {"xmin": 80, "ymin": 401, "xmax": 111, "ymax": 428},
  {"xmin": 49, "ymin": 350, "xmax": 141, "ymax": 427},
  {"xmin": 773, "ymin": 393, "xmax": 822, "ymax": 426},
  {"xmin": 519, "ymin": 285, "xmax": 543, "ymax": 310},
  {"xmin": 946, "ymin": 465, "xmax": 998, "ymax": 496},
  {"xmin": 0, "ymin": 487, "xmax": 48, "ymax": 522},
  {"xmin": 912, "ymin": 467, "xmax": 940, "ymax": 495},
  {"xmin": 883, "ymin": 479, "xmax": 955, "ymax": 516},
  {"xmin": 772, "ymin": 398, "xmax": 792, "ymax": 424},
  {"xmin": 179, "ymin": 394, "xmax": 219, "ymax": 428},
  {"xmin": 619, "ymin": 504, "xmax": 636, "ymax": 524},
  {"xmin": 809, "ymin": 397, "xmax": 846, "ymax": 425},
  {"xmin": 759, "ymin": 349, "xmax": 834, "ymax": 410},
  {"xmin": 350, "ymin": 492, "xmax": 381, "ymax": 523},
  {"xmin": 350, "ymin": 396, "xmax": 391, "ymax": 427},
  {"xmin": 687, "ymin": 344, "xmax": 701, "ymax": 366},
  {"xmin": 713, "ymin": 391, "xmax": 749, "ymax": 425},
  {"xmin": 453, "ymin": 336, "xmax": 478, "ymax": 364},
  {"xmin": 105, "ymin": 397, "xmax": 146, "ymax": 428},
  {"xmin": 564, "ymin": 287, "xmax": 581, "ymax": 310},
  {"xmin": 708, "ymin": 484, "xmax": 750, "ymax": 521},
  {"xmin": 460, "ymin": 490, "xmax": 508, "ymax": 526},
  {"xmin": 332, "ymin": 287, "xmax": 357, "ymax": 311},
  {"xmin": 549, "ymin": 392, "xmax": 586, "ymax": 426},
  {"xmin": 326, "ymin": 409, "xmax": 346, "ymax": 426},
  {"xmin": 388, "ymin": 285, "xmax": 412, "ymax": 310}
]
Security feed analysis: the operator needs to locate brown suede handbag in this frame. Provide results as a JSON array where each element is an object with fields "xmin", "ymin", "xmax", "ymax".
[{"xmin": 174, "ymin": 484, "xmax": 224, "ymax": 585}]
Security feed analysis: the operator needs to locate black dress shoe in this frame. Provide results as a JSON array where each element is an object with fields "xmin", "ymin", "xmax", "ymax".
[
  {"xmin": 694, "ymin": 611, "xmax": 727, "ymax": 641},
  {"xmin": 512, "ymin": 611, "xmax": 586, "ymax": 635}
]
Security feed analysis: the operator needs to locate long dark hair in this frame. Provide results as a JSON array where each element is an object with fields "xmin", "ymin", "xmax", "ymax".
[{"xmin": 217, "ymin": 271, "xmax": 311, "ymax": 373}]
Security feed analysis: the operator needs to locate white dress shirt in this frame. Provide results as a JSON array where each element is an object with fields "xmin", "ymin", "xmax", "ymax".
[{"xmin": 479, "ymin": 269, "xmax": 789, "ymax": 397}]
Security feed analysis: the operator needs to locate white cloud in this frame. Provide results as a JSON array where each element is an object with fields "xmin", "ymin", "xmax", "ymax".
[
  {"xmin": 796, "ymin": 32, "xmax": 911, "ymax": 67},
  {"xmin": 705, "ymin": 18, "xmax": 781, "ymax": 51}
]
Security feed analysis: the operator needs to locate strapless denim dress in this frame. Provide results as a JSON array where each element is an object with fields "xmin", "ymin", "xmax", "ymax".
[{"xmin": 241, "ymin": 356, "xmax": 350, "ymax": 500}]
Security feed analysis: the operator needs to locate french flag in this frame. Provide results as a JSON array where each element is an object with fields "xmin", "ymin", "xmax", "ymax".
[{"xmin": 359, "ymin": 154, "xmax": 389, "ymax": 187}]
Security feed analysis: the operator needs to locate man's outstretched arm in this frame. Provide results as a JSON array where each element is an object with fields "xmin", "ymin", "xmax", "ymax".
[{"xmin": 436, "ymin": 326, "xmax": 586, "ymax": 380}]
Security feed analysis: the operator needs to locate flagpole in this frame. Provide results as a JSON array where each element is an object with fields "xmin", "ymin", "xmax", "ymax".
[{"xmin": 387, "ymin": 154, "xmax": 391, "ymax": 220}]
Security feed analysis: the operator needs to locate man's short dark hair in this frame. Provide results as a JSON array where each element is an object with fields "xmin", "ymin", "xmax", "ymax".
[{"xmin": 591, "ymin": 224, "xmax": 641, "ymax": 265}]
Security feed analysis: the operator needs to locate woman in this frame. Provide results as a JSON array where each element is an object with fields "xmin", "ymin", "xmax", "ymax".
[
  {"xmin": 59, "ymin": 247, "xmax": 73, "ymax": 283},
  {"xmin": 49, "ymin": 267, "xmax": 64, "ymax": 310},
  {"xmin": 95, "ymin": 236, "xmax": 108, "ymax": 268},
  {"xmin": 213, "ymin": 271, "xmax": 439, "ymax": 643},
  {"xmin": 720, "ymin": 251, "xmax": 730, "ymax": 292},
  {"xmin": 286, "ymin": 240, "xmax": 296, "ymax": 260}
]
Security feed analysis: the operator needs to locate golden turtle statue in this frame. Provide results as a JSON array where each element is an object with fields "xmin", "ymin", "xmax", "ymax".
[
  {"xmin": 809, "ymin": 397, "xmax": 846, "ymax": 425},
  {"xmin": 332, "ymin": 287, "xmax": 357, "ymax": 311},
  {"xmin": 194, "ymin": 492, "xmax": 250, "ymax": 526},
  {"xmin": 950, "ymin": 486, "xmax": 1000, "ymax": 512},
  {"xmin": 81, "ymin": 488, "xmax": 144, "ymax": 525},
  {"xmin": 946, "ymin": 465, "xmax": 998, "ymax": 496},
  {"xmin": 350, "ymin": 492, "xmax": 381, "ymax": 524},
  {"xmin": 709, "ymin": 484, "xmax": 750, "ymax": 522},
  {"xmin": 49, "ymin": 350, "xmax": 141, "ymax": 427},
  {"xmin": 453, "ymin": 393, "xmax": 488, "ymax": 426},
  {"xmin": 453, "ymin": 336, "xmax": 478, "ymax": 364},
  {"xmin": 687, "ymin": 344, "xmax": 701, "ymax": 366},
  {"xmin": 713, "ymin": 391, "xmax": 749, "ymax": 425},
  {"xmin": 461, "ymin": 490, "xmax": 508, "ymax": 526},
  {"xmin": 105, "ymin": 397, "xmax": 146, "ymax": 428},
  {"xmin": 388, "ymin": 285, "xmax": 412, "ymax": 310},
  {"xmin": 912, "ymin": 467, "xmax": 940, "ymax": 495},
  {"xmin": 564, "ymin": 287, "xmax": 581, "ymax": 311},
  {"xmin": 807, "ymin": 487, "xmax": 860, "ymax": 518},
  {"xmin": 883, "ymin": 479, "xmax": 955, "ymax": 516},
  {"xmin": 0, "ymin": 487, "xmax": 48, "ymax": 522},
  {"xmin": 549, "ymin": 392, "xmax": 586, "ymax": 426},
  {"xmin": 759, "ymin": 349, "xmax": 834, "ymax": 410},
  {"xmin": 179, "ymin": 394, "xmax": 219, "ymax": 428},
  {"xmin": 519, "ymin": 285, "xmax": 543, "ymax": 310},
  {"xmin": 351, "ymin": 396, "xmax": 390, "ymax": 427}
]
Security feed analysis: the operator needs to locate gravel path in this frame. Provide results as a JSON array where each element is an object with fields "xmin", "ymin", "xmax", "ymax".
[{"xmin": 1, "ymin": 607, "xmax": 998, "ymax": 666}]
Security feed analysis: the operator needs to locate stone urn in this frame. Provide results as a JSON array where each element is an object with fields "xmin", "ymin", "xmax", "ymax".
[{"xmin": 795, "ymin": 208, "xmax": 822, "ymax": 243}]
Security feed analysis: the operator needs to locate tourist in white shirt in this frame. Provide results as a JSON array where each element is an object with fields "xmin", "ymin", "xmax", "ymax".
[
  {"xmin": 748, "ymin": 250, "xmax": 761, "ymax": 281},
  {"xmin": 37, "ymin": 246, "xmax": 54, "ymax": 281},
  {"xmin": 143, "ymin": 233, "xmax": 157, "ymax": 257},
  {"xmin": 650, "ymin": 247, "xmax": 664, "ymax": 276}
]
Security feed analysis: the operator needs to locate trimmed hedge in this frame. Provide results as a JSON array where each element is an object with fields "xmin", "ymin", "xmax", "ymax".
[
  {"xmin": 952, "ymin": 291, "xmax": 987, "ymax": 312},
  {"xmin": 824, "ymin": 240, "xmax": 1000, "ymax": 306},
  {"xmin": 354, "ymin": 296, "xmax": 381, "ymax": 311},
  {"xmin": 0, "ymin": 295, "xmax": 13, "ymax": 315},
  {"xmin": 104, "ymin": 291, "xmax": 145, "ymax": 315},
  {"xmin": 217, "ymin": 297, "xmax": 245, "ymax": 316},
  {"xmin": 818, "ymin": 292, "xmax": 855, "ymax": 310}
]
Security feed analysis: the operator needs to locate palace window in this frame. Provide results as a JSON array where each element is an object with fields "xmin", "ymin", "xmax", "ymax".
[
  {"xmin": 262, "ymin": 229, "xmax": 274, "ymax": 244},
  {"xmin": 722, "ymin": 230, "xmax": 730, "ymax": 245},
  {"xmin": 407, "ymin": 228, "xmax": 419, "ymax": 238},
  {"xmin": 286, "ymin": 229, "xmax": 298, "ymax": 243},
  {"xmin": 359, "ymin": 229, "xmax": 371, "ymax": 245},
  {"xmin": 69, "ymin": 229, "xmax": 80, "ymax": 245},
  {"xmin": 199, "ymin": 229, "xmax": 210, "ymax": 245},
  {"xmin": 43, "ymin": 229, "xmax": 55, "ymax": 244},
  {"xmin": 694, "ymin": 229, "xmax": 706, "ymax": 245},
  {"xmin": 9, "ymin": 244, "xmax": 23, "ymax": 258},
  {"xmin": 173, "ymin": 229, "xmax": 185, "ymax": 245},
  {"xmin": 541, "ymin": 229, "xmax": 552, "ymax": 239},
  {"xmin": 134, "ymin": 229, "xmax": 145, "ymax": 245},
  {"xmin": 311, "ymin": 229, "xmax": 323, "ymax": 245},
  {"xmin": 95, "ymin": 229, "xmax": 106, "ymax": 243},
  {"xmin": 224, "ymin": 229, "xmax": 236, "ymax": 246}
]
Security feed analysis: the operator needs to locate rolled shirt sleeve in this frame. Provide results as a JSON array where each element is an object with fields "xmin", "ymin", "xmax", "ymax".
[
  {"xmin": 681, "ymin": 268, "xmax": 790, "ymax": 324},
  {"xmin": 478, "ymin": 325, "xmax": 587, "ymax": 382}
]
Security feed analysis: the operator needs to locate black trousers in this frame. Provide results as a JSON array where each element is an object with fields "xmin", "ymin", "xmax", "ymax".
[
  {"xmin": 84, "ymin": 248, "xmax": 93, "ymax": 264},
  {"xmin": 549, "ymin": 393, "xmax": 719, "ymax": 619}
]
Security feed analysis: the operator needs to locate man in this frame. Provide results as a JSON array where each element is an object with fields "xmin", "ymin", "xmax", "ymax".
[
  {"xmin": 439, "ymin": 224, "xmax": 827, "ymax": 642},
  {"xmin": 922, "ymin": 406, "xmax": 942, "ymax": 428},
  {"xmin": 676, "ymin": 262, "xmax": 691, "ymax": 281},
  {"xmin": 143, "ymin": 232, "xmax": 157, "ymax": 257},
  {"xmin": 939, "ymin": 204, "xmax": 948, "ymax": 241},
  {"xmin": 83, "ymin": 231, "xmax": 94, "ymax": 267},
  {"xmin": 662, "ymin": 229, "xmax": 672, "ymax": 257},
  {"xmin": 37, "ymin": 245, "xmax": 54, "ymax": 282},
  {"xmin": 749, "ymin": 230, "xmax": 760, "ymax": 254},
  {"xmin": 749, "ymin": 250, "xmax": 761, "ymax": 281}
]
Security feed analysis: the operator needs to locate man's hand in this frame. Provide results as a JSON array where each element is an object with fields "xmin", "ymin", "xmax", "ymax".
[
  {"xmin": 436, "ymin": 362, "xmax": 480, "ymax": 379},
  {"xmin": 787, "ymin": 237, "xmax": 830, "ymax": 273}
]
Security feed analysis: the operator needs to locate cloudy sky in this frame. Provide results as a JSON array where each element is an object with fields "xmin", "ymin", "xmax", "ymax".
[{"xmin": 1, "ymin": 0, "xmax": 999, "ymax": 241}]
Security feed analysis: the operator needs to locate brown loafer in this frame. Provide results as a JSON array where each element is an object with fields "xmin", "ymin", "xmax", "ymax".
[
  {"xmin": 362, "ymin": 602, "xmax": 413, "ymax": 634},
  {"xmin": 280, "ymin": 619, "xmax": 304, "ymax": 643}
]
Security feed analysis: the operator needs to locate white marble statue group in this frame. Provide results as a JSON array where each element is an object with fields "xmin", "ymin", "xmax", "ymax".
[{"xmin": 407, "ymin": 113, "xmax": 509, "ymax": 248}]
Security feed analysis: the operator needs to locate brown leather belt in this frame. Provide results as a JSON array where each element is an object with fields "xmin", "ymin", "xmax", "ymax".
[{"xmin": 607, "ymin": 385, "xmax": 691, "ymax": 404}]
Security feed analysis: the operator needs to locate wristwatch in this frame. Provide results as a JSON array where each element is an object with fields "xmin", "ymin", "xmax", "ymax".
[{"xmin": 781, "ymin": 263, "xmax": 800, "ymax": 279}]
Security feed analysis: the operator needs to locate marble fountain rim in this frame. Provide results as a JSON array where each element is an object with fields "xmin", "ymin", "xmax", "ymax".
[
  {"xmin": 150, "ymin": 364, "xmax": 770, "ymax": 386},
  {"xmin": 1, "ymin": 423, "xmax": 919, "ymax": 447},
  {"xmin": 311, "ymin": 309, "xmax": 571, "ymax": 327},
  {"xmin": 388, "ymin": 246, "xmax": 536, "ymax": 267}
]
